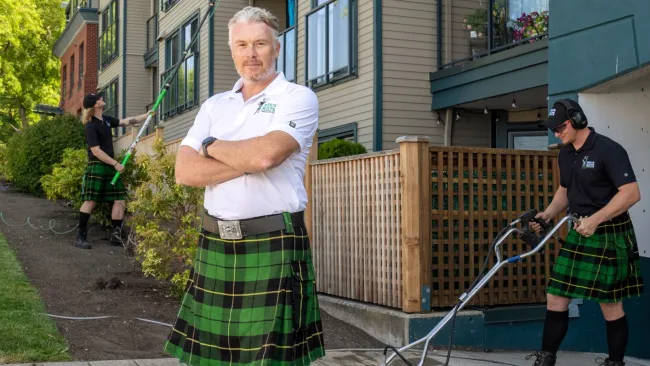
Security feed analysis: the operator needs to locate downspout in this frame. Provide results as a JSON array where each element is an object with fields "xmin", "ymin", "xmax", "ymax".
[
  {"xmin": 208, "ymin": 3, "xmax": 214, "ymax": 96},
  {"xmin": 373, "ymin": 0, "xmax": 383, "ymax": 152},
  {"xmin": 437, "ymin": 0, "xmax": 442, "ymax": 68},
  {"xmin": 122, "ymin": 0, "xmax": 127, "ymax": 119}
]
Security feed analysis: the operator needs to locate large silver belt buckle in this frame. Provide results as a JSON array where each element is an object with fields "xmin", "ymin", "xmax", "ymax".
[{"xmin": 217, "ymin": 220, "xmax": 243, "ymax": 240}]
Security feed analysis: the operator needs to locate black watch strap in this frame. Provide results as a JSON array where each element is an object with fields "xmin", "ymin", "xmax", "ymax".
[{"xmin": 202, "ymin": 136, "xmax": 217, "ymax": 159}]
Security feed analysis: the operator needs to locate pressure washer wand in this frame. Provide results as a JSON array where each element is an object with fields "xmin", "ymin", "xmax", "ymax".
[{"xmin": 111, "ymin": 0, "xmax": 220, "ymax": 185}]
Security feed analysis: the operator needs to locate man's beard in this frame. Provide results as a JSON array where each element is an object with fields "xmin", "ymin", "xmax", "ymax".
[{"xmin": 239, "ymin": 60, "xmax": 277, "ymax": 82}]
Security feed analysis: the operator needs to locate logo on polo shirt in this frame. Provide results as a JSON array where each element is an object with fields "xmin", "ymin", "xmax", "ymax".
[
  {"xmin": 582, "ymin": 156, "xmax": 595, "ymax": 169},
  {"xmin": 259, "ymin": 101, "xmax": 277, "ymax": 114},
  {"xmin": 289, "ymin": 121, "xmax": 296, "ymax": 128}
]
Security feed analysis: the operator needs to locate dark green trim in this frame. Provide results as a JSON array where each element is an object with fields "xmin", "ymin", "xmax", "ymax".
[
  {"xmin": 430, "ymin": 63, "xmax": 547, "ymax": 110},
  {"xmin": 373, "ymin": 0, "xmax": 382, "ymax": 152},
  {"xmin": 436, "ymin": 0, "xmax": 442, "ymax": 68},
  {"xmin": 122, "ymin": 0, "xmax": 126, "ymax": 119},
  {"xmin": 317, "ymin": 122, "xmax": 358, "ymax": 143},
  {"xmin": 484, "ymin": 304, "xmax": 547, "ymax": 324},
  {"xmin": 208, "ymin": 5, "xmax": 213, "ymax": 97},
  {"xmin": 53, "ymin": 8, "xmax": 98, "ymax": 58},
  {"xmin": 430, "ymin": 40, "xmax": 548, "ymax": 82}
]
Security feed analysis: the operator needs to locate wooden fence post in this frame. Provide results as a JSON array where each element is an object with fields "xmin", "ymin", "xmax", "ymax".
[
  {"xmin": 397, "ymin": 136, "xmax": 432, "ymax": 313},
  {"xmin": 304, "ymin": 132, "xmax": 318, "ymax": 237}
]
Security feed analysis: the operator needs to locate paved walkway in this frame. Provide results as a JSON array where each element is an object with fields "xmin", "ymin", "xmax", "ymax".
[{"xmin": 6, "ymin": 350, "xmax": 650, "ymax": 366}]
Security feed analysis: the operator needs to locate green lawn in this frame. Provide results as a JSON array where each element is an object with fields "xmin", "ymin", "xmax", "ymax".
[{"xmin": 0, "ymin": 233, "xmax": 71, "ymax": 363}]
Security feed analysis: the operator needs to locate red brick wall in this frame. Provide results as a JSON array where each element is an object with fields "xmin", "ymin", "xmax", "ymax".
[{"xmin": 59, "ymin": 22, "xmax": 99, "ymax": 116}]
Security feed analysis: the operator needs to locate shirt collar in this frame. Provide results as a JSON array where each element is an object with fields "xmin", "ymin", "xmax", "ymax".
[
  {"xmin": 568, "ymin": 127, "xmax": 597, "ymax": 152},
  {"xmin": 229, "ymin": 71, "xmax": 289, "ymax": 99}
]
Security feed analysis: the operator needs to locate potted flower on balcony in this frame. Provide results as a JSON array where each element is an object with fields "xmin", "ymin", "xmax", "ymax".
[{"xmin": 510, "ymin": 10, "xmax": 549, "ymax": 42}]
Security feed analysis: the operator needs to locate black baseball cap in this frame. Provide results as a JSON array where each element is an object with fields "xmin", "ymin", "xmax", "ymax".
[
  {"xmin": 83, "ymin": 93, "xmax": 103, "ymax": 109},
  {"xmin": 539, "ymin": 99, "xmax": 583, "ymax": 130}
]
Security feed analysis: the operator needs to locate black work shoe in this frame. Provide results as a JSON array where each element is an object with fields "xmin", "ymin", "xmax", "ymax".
[
  {"xmin": 75, "ymin": 232, "xmax": 91, "ymax": 249},
  {"xmin": 526, "ymin": 351, "xmax": 557, "ymax": 366},
  {"xmin": 596, "ymin": 358, "xmax": 625, "ymax": 366},
  {"xmin": 109, "ymin": 227, "xmax": 123, "ymax": 246}
]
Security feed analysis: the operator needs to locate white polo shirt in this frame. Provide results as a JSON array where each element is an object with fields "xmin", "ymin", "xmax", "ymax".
[{"xmin": 179, "ymin": 72, "xmax": 318, "ymax": 220}]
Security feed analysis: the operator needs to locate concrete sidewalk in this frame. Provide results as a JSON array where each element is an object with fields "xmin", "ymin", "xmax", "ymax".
[{"xmin": 6, "ymin": 350, "xmax": 650, "ymax": 366}]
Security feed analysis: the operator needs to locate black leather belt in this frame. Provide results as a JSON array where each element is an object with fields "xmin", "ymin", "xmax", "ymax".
[{"xmin": 203, "ymin": 211, "xmax": 305, "ymax": 239}]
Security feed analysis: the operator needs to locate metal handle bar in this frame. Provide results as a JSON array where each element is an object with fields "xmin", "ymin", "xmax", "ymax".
[{"xmin": 382, "ymin": 214, "xmax": 579, "ymax": 366}]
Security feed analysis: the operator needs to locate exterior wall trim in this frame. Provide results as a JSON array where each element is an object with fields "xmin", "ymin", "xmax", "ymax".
[
  {"xmin": 53, "ymin": 8, "xmax": 99, "ymax": 58},
  {"xmin": 372, "ymin": 0, "xmax": 383, "ymax": 151},
  {"xmin": 122, "ymin": 0, "xmax": 127, "ymax": 118}
]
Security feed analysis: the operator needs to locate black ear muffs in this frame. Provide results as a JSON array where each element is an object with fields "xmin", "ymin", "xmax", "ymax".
[{"xmin": 558, "ymin": 100, "xmax": 588, "ymax": 129}]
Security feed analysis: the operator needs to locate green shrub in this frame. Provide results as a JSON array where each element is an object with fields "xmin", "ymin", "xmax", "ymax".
[
  {"xmin": 40, "ymin": 148, "xmax": 148, "ymax": 227},
  {"xmin": 318, "ymin": 138, "xmax": 367, "ymax": 159},
  {"xmin": 128, "ymin": 138, "xmax": 203, "ymax": 296},
  {"xmin": 0, "ymin": 143, "xmax": 11, "ymax": 181},
  {"xmin": 6, "ymin": 114, "xmax": 85, "ymax": 194}
]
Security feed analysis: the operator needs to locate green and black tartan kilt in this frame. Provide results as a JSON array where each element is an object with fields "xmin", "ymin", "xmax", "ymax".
[
  {"xmin": 163, "ymin": 223, "xmax": 326, "ymax": 366},
  {"xmin": 80, "ymin": 160, "xmax": 127, "ymax": 203},
  {"xmin": 547, "ymin": 212, "xmax": 644, "ymax": 303}
]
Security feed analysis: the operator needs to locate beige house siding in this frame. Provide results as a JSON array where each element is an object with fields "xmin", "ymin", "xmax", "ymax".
[
  {"xmin": 381, "ymin": 0, "xmax": 444, "ymax": 150},
  {"xmin": 123, "ymin": 0, "xmax": 151, "ymax": 121},
  {"xmin": 296, "ymin": 0, "xmax": 375, "ymax": 150},
  {"xmin": 97, "ymin": 0, "xmax": 123, "ymax": 117},
  {"xmin": 254, "ymin": 0, "xmax": 288, "ymax": 32},
  {"xmin": 450, "ymin": 109, "xmax": 491, "ymax": 147}
]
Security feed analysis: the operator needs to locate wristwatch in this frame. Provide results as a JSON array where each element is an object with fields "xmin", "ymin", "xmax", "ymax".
[{"xmin": 202, "ymin": 136, "xmax": 217, "ymax": 158}]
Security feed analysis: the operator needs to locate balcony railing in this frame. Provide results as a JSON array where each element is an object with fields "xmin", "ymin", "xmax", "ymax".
[
  {"xmin": 276, "ymin": 26, "xmax": 296, "ymax": 82},
  {"xmin": 146, "ymin": 13, "xmax": 158, "ymax": 54},
  {"xmin": 439, "ymin": 0, "xmax": 548, "ymax": 70}
]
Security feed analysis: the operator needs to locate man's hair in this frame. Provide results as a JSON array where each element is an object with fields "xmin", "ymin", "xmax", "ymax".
[
  {"xmin": 228, "ymin": 6, "xmax": 280, "ymax": 47},
  {"xmin": 81, "ymin": 107, "xmax": 94, "ymax": 125}
]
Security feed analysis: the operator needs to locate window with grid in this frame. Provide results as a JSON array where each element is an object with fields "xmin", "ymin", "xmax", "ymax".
[
  {"xmin": 69, "ymin": 55, "xmax": 75, "ymax": 96},
  {"xmin": 161, "ymin": 16, "xmax": 199, "ymax": 119},
  {"xmin": 305, "ymin": 0, "xmax": 357, "ymax": 88},
  {"xmin": 100, "ymin": 79, "xmax": 121, "ymax": 135},
  {"xmin": 99, "ymin": 0, "xmax": 119, "ymax": 69},
  {"xmin": 62, "ymin": 65, "xmax": 67, "ymax": 100},
  {"xmin": 79, "ymin": 43, "xmax": 84, "ymax": 88}
]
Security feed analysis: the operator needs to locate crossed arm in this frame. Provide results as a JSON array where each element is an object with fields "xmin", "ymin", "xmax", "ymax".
[{"xmin": 174, "ymin": 131, "xmax": 300, "ymax": 187}]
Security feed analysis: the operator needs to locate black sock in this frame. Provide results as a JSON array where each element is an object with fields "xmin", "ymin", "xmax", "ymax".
[
  {"xmin": 112, "ymin": 219, "xmax": 122, "ymax": 230},
  {"xmin": 607, "ymin": 315, "xmax": 628, "ymax": 362},
  {"xmin": 79, "ymin": 212, "xmax": 90, "ymax": 235},
  {"xmin": 541, "ymin": 309, "xmax": 569, "ymax": 355}
]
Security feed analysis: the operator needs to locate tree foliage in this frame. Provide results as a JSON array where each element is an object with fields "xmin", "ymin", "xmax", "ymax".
[{"xmin": 0, "ymin": 0, "xmax": 65, "ymax": 134}]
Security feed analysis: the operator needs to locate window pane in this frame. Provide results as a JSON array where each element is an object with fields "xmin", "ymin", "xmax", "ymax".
[
  {"xmin": 285, "ymin": 28, "xmax": 296, "ymax": 81},
  {"xmin": 277, "ymin": 34, "xmax": 285, "ymax": 74},
  {"xmin": 187, "ymin": 55, "xmax": 195, "ymax": 104},
  {"xmin": 328, "ymin": 0, "xmax": 350, "ymax": 73},
  {"xmin": 184, "ymin": 23, "xmax": 192, "ymax": 50},
  {"xmin": 307, "ymin": 8, "xmax": 326, "ymax": 82},
  {"xmin": 178, "ymin": 61, "xmax": 186, "ymax": 107}
]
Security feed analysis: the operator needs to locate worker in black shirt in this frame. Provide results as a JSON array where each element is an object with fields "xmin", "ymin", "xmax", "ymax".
[
  {"xmin": 75, "ymin": 93, "xmax": 153, "ymax": 249},
  {"xmin": 528, "ymin": 99, "xmax": 644, "ymax": 366}
]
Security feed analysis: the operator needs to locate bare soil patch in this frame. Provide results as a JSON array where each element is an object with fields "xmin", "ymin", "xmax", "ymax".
[{"xmin": 0, "ymin": 185, "xmax": 384, "ymax": 361}]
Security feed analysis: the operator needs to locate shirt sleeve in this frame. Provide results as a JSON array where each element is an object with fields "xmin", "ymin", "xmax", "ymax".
[
  {"xmin": 85, "ymin": 124, "xmax": 100, "ymax": 148},
  {"xmin": 180, "ymin": 99, "xmax": 214, "ymax": 151},
  {"xmin": 106, "ymin": 116, "xmax": 120, "ymax": 128},
  {"xmin": 603, "ymin": 142, "xmax": 637, "ymax": 188},
  {"xmin": 268, "ymin": 88, "xmax": 319, "ymax": 151}
]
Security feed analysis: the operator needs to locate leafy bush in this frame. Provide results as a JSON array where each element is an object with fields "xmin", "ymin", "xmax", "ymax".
[
  {"xmin": 318, "ymin": 138, "xmax": 367, "ymax": 159},
  {"xmin": 128, "ymin": 138, "xmax": 203, "ymax": 296},
  {"xmin": 6, "ymin": 114, "xmax": 85, "ymax": 194},
  {"xmin": 40, "ymin": 148, "xmax": 148, "ymax": 227},
  {"xmin": 0, "ymin": 143, "xmax": 11, "ymax": 181}
]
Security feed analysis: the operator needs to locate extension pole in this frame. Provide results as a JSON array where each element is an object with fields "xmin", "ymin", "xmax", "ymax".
[{"xmin": 112, "ymin": 0, "xmax": 220, "ymax": 185}]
